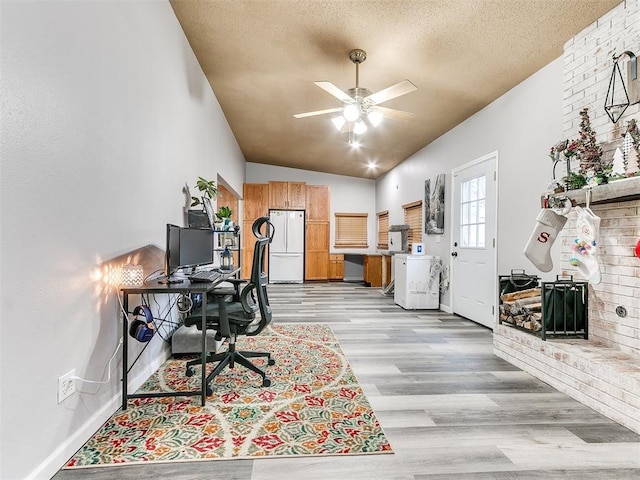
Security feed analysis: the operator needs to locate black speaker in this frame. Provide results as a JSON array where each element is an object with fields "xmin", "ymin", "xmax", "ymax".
[{"xmin": 129, "ymin": 305, "xmax": 155, "ymax": 342}]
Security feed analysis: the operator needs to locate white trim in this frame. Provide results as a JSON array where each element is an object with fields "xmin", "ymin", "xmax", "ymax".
[
  {"xmin": 449, "ymin": 151, "xmax": 499, "ymax": 328},
  {"xmin": 26, "ymin": 349, "xmax": 172, "ymax": 480}
]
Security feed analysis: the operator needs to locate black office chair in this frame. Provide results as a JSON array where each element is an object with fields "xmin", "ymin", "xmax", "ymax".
[{"xmin": 183, "ymin": 216, "xmax": 275, "ymax": 394}]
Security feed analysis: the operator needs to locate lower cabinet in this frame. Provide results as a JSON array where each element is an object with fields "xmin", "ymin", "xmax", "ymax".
[
  {"xmin": 329, "ymin": 254, "xmax": 344, "ymax": 281},
  {"xmin": 363, "ymin": 255, "xmax": 383, "ymax": 287}
]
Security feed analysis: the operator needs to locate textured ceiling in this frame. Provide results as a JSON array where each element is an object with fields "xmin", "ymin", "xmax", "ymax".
[{"xmin": 170, "ymin": 0, "xmax": 620, "ymax": 179}]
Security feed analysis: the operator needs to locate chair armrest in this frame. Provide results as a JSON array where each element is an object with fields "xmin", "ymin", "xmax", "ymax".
[{"xmin": 207, "ymin": 278, "xmax": 247, "ymax": 303}]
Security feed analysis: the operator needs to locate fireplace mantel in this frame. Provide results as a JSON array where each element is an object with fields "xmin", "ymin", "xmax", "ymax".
[{"xmin": 556, "ymin": 176, "xmax": 640, "ymax": 206}]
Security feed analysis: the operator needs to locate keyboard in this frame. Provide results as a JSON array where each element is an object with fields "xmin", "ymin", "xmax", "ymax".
[{"xmin": 188, "ymin": 270, "xmax": 222, "ymax": 283}]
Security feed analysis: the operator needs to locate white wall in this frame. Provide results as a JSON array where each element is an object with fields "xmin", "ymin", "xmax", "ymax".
[
  {"xmin": 376, "ymin": 58, "xmax": 566, "ymax": 310},
  {"xmin": 246, "ymin": 163, "xmax": 377, "ymax": 254},
  {"xmin": 0, "ymin": 2, "xmax": 245, "ymax": 479}
]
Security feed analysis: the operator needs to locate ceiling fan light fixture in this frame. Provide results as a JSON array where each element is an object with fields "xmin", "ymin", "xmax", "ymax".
[
  {"xmin": 354, "ymin": 120, "xmax": 367, "ymax": 135},
  {"xmin": 367, "ymin": 109, "xmax": 383, "ymax": 127},
  {"xmin": 331, "ymin": 116, "xmax": 346, "ymax": 131},
  {"xmin": 343, "ymin": 103, "xmax": 360, "ymax": 122},
  {"xmin": 293, "ymin": 48, "xmax": 417, "ymax": 143}
]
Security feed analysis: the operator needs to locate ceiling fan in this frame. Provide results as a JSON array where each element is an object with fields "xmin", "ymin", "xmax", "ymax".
[{"xmin": 294, "ymin": 49, "xmax": 417, "ymax": 135}]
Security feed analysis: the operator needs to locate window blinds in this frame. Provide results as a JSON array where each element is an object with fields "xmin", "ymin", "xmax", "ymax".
[{"xmin": 335, "ymin": 213, "xmax": 368, "ymax": 248}]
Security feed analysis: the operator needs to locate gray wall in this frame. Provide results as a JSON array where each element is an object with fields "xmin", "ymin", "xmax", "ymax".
[
  {"xmin": 376, "ymin": 58, "xmax": 566, "ymax": 310},
  {"xmin": 0, "ymin": 2, "xmax": 245, "ymax": 478},
  {"xmin": 1, "ymin": 3, "xmax": 573, "ymax": 478}
]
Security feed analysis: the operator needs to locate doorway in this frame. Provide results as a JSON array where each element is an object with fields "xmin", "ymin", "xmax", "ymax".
[{"xmin": 450, "ymin": 152, "xmax": 498, "ymax": 329}]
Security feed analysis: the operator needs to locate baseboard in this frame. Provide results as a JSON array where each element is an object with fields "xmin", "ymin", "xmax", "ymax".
[
  {"xmin": 27, "ymin": 348, "xmax": 172, "ymax": 480},
  {"xmin": 439, "ymin": 303, "xmax": 452, "ymax": 313}
]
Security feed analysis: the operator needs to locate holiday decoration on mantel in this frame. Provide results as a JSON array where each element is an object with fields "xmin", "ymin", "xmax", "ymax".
[
  {"xmin": 576, "ymin": 108, "xmax": 606, "ymax": 186},
  {"xmin": 625, "ymin": 118, "xmax": 640, "ymax": 145},
  {"xmin": 611, "ymin": 147, "xmax": 626, "ymax": 177},
  {"xmin": 548, "ymin": 108, "xmax": 610, "ymax": 190},
  {"xmin": 622, "ymin": 132, "xmax": 634, "ymax": 161},
  {"xmin": 627, "ymin": 146, "xmax": 640, "ymax": 176},
  {"xmin": 608, "ymin": 119, "xmax": 640, "ymax": 182}
]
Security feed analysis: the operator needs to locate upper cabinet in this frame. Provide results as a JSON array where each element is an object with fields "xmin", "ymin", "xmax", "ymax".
[
  {"xmin": 269, "ymin": 181, "xmax": 306, "ymax": 209},
  {"xmin": 244, "ymin": 183, "xmax": 269, "ymax": 221},
  {"xmin": 305, "ymin": 185, "xmax": 330, "ymax": 221}
]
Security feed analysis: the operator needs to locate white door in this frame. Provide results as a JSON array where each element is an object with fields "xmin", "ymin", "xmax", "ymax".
[{"xmin": 451, "ymin": 152, "xmax": 498, "ymax": 329}]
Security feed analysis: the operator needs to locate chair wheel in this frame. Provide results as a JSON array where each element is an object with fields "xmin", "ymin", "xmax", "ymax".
[
  {"xmin": 267, "ymin": 358, "xmax": 275, "ymax": 366},
  {"xmin": 206, "ymin": 385, "xmax": 213, "ymax": 396},
  {"xmin": 262, "ymin": 377, "xmax": 271, "ymax": 387},
  {"xmin": 185, "ymin": 366, "xmax": 195, "ymax": 377}
]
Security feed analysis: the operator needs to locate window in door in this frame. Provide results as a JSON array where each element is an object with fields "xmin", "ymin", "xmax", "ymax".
[
  {"xmin": 460, "ymin": 175, "xmax": 486, "ymax": 248},
  {"xmin": 376, "ymin": 210, "xmax": 389, "ymax": 249},
  {"xmin": 334, "ymin": 213, "xmax": 368, "ymax": 248},
  {"xmin": 402, "ymin": 201, "xmax": 422, "ymax": 246}
]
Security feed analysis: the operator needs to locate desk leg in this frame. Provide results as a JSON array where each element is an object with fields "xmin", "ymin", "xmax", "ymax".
[
  {"xmin": 122, "ymin": 293, "xmax": 129, "ymax": 411},
  {"xmin": 201, "ymin": 294, "xmax": 207, "ymax": 406}
]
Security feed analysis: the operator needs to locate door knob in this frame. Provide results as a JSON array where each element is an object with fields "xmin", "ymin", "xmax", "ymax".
[{"xmin": 451, "ymin": 252, "xmax": 458, "ymax": 257}]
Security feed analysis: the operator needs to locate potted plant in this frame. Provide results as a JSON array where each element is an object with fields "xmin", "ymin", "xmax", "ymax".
[
  {"xmin": 216, "ymin": 205, "xmax": 233, "ymax": 230},
  {"xmin": 187, "ymin": 177, "xmax": 218, "ymax": 228}
]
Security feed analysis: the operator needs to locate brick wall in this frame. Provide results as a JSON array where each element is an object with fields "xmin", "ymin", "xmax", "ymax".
[
  {"xmin": 494, "ymin": 0, "xmax": 640, "ymax": 435},
  {"xmin": 559, "ymin": 0, "xmax": 640, "ymax": 356},
  {"xmin": 559, "ymin": 199, "xmax": 640, "ymax": 356},
  {"xmin": 563, "ymin": 0, "xmax": 640, "ymax": 144}
]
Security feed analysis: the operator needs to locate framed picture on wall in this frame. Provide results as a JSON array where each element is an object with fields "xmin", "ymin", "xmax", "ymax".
[{"xmin": 425, "ymin": 174, "xmax": 445, "ymax": 234}]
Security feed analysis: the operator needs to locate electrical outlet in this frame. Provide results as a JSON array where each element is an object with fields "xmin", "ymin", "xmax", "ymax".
[{"xmin": 58, "ymin": 369, "xmax": 76, "ymax": 403}]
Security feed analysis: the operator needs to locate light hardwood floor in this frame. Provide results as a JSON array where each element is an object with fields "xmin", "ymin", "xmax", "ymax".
[{"xmin": 54, "ymin": 282, "xmax": 640, "ymax": 479}]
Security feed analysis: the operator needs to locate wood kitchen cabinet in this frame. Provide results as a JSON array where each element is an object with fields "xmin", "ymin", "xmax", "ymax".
[
  {"xmin": 243, "ymin": 183, "xmax": 269, "ymax": 220},
  {"xmin": 244, "ymin": 181, "xmax": 330, "ymax": 281},
  {"xmin": 269, "ymin": 181, "xmax": 306, "ymax": 209},
  {"xmin": 305, "ymin": 222, "xmax": 330, "ymax": 280},
  {"xmin": 242, "ymin": 183, "xmax": 269, "ymax": 278},
  {"xmin": 363, "ymin": 255, "xmax": 383, "ymax": 287},
  {"xmin": 304, "ymin": 185, "xmax": 330, "ymax": 280},
  {"xmin": 329, "ymin": 254, "xmax": 344, "ymax": 281},
  {"xmin": 305, "ymin": 185, "xmax": 330, "ymax": 221}
]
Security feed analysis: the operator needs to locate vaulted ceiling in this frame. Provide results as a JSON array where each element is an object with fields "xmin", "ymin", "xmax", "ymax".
[{"xmin": 170, "ymin": 0, "xmax": 620, "ymax": 179}]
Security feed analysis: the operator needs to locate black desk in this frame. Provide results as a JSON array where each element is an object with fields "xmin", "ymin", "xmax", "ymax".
[{"xmin": 120, "ymin": 269, "xmax": 239, "ymax": 410}]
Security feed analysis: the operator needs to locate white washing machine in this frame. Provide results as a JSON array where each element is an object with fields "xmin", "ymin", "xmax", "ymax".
[{"xmin": 394, "ymin": 254, "xmax": 440, "ymax": 309}]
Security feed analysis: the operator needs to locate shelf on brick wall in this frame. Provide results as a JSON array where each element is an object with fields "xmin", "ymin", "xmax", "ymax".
[{"xmin": 556, "ymin": 176, "xmax": 640, "ymax": 206}]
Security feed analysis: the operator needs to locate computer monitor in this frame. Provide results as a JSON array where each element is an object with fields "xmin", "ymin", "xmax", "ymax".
[{"xmin": 165, "ymin": 224, "xmax": 214, "ymax": 277}]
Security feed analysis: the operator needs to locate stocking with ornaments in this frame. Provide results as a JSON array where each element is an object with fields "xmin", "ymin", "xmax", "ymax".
[{"xmin": 569, "ymin": 206, "xmax": 601, "ymax": 284}]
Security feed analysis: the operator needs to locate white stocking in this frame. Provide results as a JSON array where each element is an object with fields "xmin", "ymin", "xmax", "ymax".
[
  {"xmin": 524, "ymin": 209, "xmax": 567, "ymax": 272},
  {"xmin": 570, "ymin": 206, "xmax": 601, "ymax": 284}
]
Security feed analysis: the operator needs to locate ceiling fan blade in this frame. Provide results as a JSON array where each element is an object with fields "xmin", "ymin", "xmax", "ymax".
[
  {"xmin": 293, "ymin": 107, "xmax": 342, "ymax": 119},
  {"xmin": 314, "ymin": 81, "xmax": 353, "ymax": 103},
  {"xmin": 365, "ymin": 80, "xmax": 417, "ymax": 105},
  {"xmin": 376, "ymin": 106, "xmax": 416, "ymax": 122}
]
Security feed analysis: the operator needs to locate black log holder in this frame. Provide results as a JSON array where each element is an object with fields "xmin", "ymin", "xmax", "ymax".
[{"xmin": 541, "ymin": 276, "xmax": 589, "ymax": 341}]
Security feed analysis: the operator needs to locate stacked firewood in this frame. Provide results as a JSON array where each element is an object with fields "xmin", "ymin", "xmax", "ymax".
[{"xmin": 499, "ymin": 288, "xmax": 542, "ymax": 332}]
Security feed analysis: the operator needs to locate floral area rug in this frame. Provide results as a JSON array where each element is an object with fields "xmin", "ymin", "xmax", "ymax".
[{"xmin": 65, "ymin": 324, "xmax": 392, "ymax": 468}]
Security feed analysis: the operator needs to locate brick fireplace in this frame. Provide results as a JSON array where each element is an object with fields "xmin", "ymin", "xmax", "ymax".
[{"xmin": 494, "ymin": 0, "xmax": 640, "ymax": 434}]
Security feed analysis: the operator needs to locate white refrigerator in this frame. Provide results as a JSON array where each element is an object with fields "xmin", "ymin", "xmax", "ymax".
[
  {"xmin": 394, "ymin": 254, "xmax": 440, "ymax": 309},
  {"xmin": 269, "ymin": 210, "xmax": 305, "ymax": 283}
]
